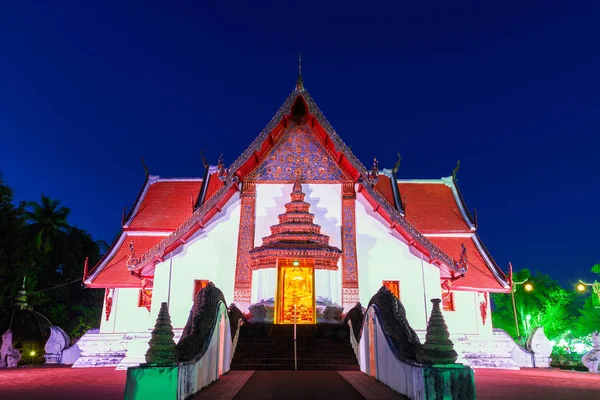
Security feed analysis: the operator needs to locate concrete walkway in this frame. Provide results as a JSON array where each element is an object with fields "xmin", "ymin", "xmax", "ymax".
[
  {"xmin": 2, "ymin": 365, "xmax": 600, "ymax": 400},
  {"xmin": 194, "ymin": 370, "xmax": 406, "ymax": 400}
]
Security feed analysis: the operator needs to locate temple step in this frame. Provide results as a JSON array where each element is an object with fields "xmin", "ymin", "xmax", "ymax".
[{"xmin": 231, "ymin": 323, "xmax": 359, "ymax": 371}]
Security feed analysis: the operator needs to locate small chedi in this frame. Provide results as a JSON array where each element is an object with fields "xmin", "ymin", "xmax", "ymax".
[
  {"xmin": 416, "ymin": 298, "xmax": 458, "ymax": 365},
  {"xmin": 582, "ymin": 331, "xmax": 600, "ymax": 373},
  {"xmin": 1, "ymin": 329, "xmax": 22, "ymax": 368},
  {"xmin": 145, "ymin": 302, "xmax": 177, "ymax": 365}
]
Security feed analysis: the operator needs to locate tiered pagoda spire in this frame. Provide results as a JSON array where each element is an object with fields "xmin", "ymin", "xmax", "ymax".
[{"xmin": 249, "ymin": 180, "xmax": 341, "ymax": 270}]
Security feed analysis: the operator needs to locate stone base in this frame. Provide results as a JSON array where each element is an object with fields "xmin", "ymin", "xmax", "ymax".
[
  {"xmin": 534, "ymin": 356, "xmax": 552, "ymax": 368},
  {"xmin": 72, "ymin": 332, "xmax": 127, "ymax": 368},
  {"xmin": 414, "ymin": 329, "xmax": 534, "ymax": 370},
  {"xmin": 71, "ymin": 330, "xmax": 177, "ymax": 369},
  {"xmin": 116, "ymin": 330, "xmax": 183, "ymax": 370}
]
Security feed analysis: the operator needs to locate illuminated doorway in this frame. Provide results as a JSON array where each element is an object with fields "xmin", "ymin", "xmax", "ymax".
[{"xmin": 275, "ymin": 258, "xmax": 315, "ymax": 324}]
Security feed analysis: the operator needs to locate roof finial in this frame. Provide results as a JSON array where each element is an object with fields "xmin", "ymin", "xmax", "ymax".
[
  {"xmin": 452, "ymin": 160, "xmax": 460, "ymax": 183},
  {"xmin": 14, "ymin": 274, "xmax": 28, "ymax": 310},
  {"xmin": 142, "ymin": 157, "xmax": 149, "ymax": 179},
  {"xmin": 296, "ymin": 53, "xmax": 304, "ymax": 90}
]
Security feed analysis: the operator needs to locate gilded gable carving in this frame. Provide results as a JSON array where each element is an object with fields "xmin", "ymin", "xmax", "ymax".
[{"xmin": 252, "ymin": 124, "xmax": 346, "ymax": 182}]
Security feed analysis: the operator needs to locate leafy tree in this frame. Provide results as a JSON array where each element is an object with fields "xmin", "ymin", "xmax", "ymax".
[
  {"xmin": 574, "ymin": 264, "xmax": 600, "ymax": 336},
  {"xmin": 21, "ymin": 195, "xmax": 71, "ymax": 254},
  {"xmin": 491, "ymin": 269, "xmax": 575, "ymax": 342},
  {"xmin": 0, "ymin": 177, "xmax": 34, "ymax": 327},
  {"xmin": 574, "ymin": 297, "xmax": 600, "ymax": 337},
  {"xmin": 0, "ymin": 173, "xmax": 104, "ymax": 342}
]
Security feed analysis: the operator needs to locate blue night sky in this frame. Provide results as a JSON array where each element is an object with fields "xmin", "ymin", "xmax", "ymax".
[{"xmin": 1, "ymin": 2, "xmax": 598, "ymax": 286}]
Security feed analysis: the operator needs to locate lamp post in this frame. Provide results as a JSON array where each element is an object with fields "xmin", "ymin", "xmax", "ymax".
[
  {"xmin": 509, "ymin": 262, "xmax": 533, "ymax": 342},
  {"xmin": 576, "ymin": 280, "xmax": 600, "ymax": 308}
]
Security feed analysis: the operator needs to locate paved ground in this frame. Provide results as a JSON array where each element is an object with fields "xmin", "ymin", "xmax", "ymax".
[
  {"xmin": 0, "ymin": 365, "xmax": 126, "ymax": 400},
  {"xmin": 1, "ymin": 366, "xmax": 599, "ymax": 399},
  {"xmin": 474, "ymin": 368, "xmax": 600, "ymax": 400}
]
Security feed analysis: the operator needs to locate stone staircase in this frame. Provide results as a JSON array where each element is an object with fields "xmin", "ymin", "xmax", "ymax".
[
  {"xmin": 230, "ymin": 323, "xmax": 360, "ymax": 371},
  {"xmin": 71, "ymin": 329, "xmax": 183, "ymax": 369},
  {"xmin": 450, "ymin": 330, "xmax": 533, "ymax": 369}
]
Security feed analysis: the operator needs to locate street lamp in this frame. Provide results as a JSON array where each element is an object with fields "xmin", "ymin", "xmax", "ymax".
[
  {"xmin": 509, "ymin": 262, "xmax": 534, "ymax": 342},
  {"xmin": 576, "ymin": 279, "xmax": 600, "ymax": 308}
]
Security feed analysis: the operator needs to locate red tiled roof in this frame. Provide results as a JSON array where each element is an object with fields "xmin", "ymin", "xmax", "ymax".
[
  {"xmin": 398, "ymin": 182, "xmax": 471, "ymax": 234},
  {"xmin": 88, "ymin": 235, "xmax": 164, "ymax": 288},
  {"xmin": 374, "ymin": 175, "xmax": 395, "ymax": 207},
  {"xmin": 126, "ymin": 180, "xmax": 202, "ymax": 231},
  {"xmin": 204, "ymin": 172, "xmax": 225, "ymax": 204},
  {"xmin": 427, "ymin": 236, "xmax": 506, "ymax": 292}
]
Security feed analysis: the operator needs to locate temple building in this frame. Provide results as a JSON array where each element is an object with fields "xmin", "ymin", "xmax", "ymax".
[{"xmin": 81, "ymin": 72, "xmax": 511, "ymax": 369}]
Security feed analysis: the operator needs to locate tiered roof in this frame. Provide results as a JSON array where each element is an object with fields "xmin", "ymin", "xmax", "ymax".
[
  {"xmin": 85, "ymin": 177, "xmax": 202, "ymax": 288},
  {"xmin": 86, "ymin": 78, "xmax": 510, "ymax": 293},
  {"xmin": 373, "ymin": 174, "xmax": 508, "ymax": 292},
  {"xmin": 249, "ymin": 181, "xmax": 342, "ymax": 270}
]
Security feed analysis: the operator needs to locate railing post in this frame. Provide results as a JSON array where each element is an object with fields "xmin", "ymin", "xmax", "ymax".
[{"xmin": 294, "ymin": 303, "xmax": 297, "ymax": 371}]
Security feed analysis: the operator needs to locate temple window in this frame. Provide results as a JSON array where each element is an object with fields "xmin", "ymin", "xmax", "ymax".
[
  {"xmin": 137, "ymin": 289, "xmax": 152, "ymax": 311},
  {"xmin": 383, "ymin": 280, "xmax": 400, "ymax": 300},
  {"xmin": 443, "ymin": 292, "xmax": 455, "ymax": 312},
  {"xmin": 193, "ymin": 279, "xmax": 210, "ymax": 299}
]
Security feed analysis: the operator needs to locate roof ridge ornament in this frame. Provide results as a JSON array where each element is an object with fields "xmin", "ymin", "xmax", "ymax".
[
  {"xmin": 296, "ymin": 53, "xmax": 304, "ymax": 91},
  {"xmin": 392, "ymin": 153, "xmax": 402, "ymax": 174},
  {"xmin": 126, "ymin": 239, "xmax": 141, "ymax": 272},
  {"xmin": 200, "ymin": 149, "xmax": 209, "ymax": 170},
  {"xmin": 452, "ymin": 160, "xmax": 460, "ymax": 183},
  {"xmin": 142, "ymin": 157, "xmax": 150, "ymax": 179},
  {"xmin": 217, "ymin": 154, "xmax": 229, "ymax": 181},
  {"xmin": 366, "ymin": 157, "xmax": 379, "ymax": 184}
]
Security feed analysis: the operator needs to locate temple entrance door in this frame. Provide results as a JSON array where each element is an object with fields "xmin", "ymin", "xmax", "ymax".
[{"xmin": 275, "ymin": 258, "xmax": 316, "ymax": 324}]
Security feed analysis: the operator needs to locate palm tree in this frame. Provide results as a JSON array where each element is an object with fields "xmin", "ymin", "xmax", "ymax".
[{"xmin": 22, "ymin": 194, "xmax": 71, "ymax": 254}]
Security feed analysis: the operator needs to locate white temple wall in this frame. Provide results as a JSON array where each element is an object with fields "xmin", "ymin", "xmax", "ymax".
[
  {"xmin": 355, "ymin": 193, "xmax": 441, "ymax": 332},
  {"xmin": 149, "ymin": 254, "xmax": 174, "ymax": 326},
  {"xmin": 99, "ymin": 288, "xmax": 152, "ymax": 333},
  {"xmin": 251, "ymin": 268, "xmax": 277, "ymax": 302},
  {"xmin": 252, "ymin": 183, "xmax": 343, "ymax": 305},
  {"xmin": 161, "ymin": 194, "xmax": 241, "ymax": 329},
  {"xmin": 443, "ymin": 290, "xmax": 493, "ymax": 336}
]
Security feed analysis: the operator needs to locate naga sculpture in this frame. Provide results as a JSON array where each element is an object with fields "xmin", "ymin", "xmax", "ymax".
[
  {"xmin": 228, "ymin": 303, "xmax": 247, "ymax": 341},
  {"xmin": 1, "ymin": 329, "xmax": 22, "ymax": 368},
  {"xmin": 344, "ymin": 302, "xmax": 365, "ymax": 343},
  {"xmin": 582, "ymin": 331, "xmax": 600, "ymax": 373},
  {"xmin": 176, "ymin": 282, "xmax": 226, "ymax": 362},
  {"xmin": 44, "ymin": 326, "xmax": 70, "ymax": 364},
  {"xmin": 525, "ymin": 326, "xmax": 553, "ymax": 368},
  {"xmin": 367, "ymin": 286, "xmax": 422, "ymax": 361}
]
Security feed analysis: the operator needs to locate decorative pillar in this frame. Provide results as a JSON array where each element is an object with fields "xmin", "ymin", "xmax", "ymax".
[
  {"xmin": 341, "ymin": 181, "xmax": 359, "ymax": 309},
  {"xmin": 233, "ymin": 181, "xmax": 256, "ymax": 309}
]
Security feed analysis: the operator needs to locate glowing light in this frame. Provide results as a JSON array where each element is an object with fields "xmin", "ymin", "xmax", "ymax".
[
  {"xmin": 573, "ymin": 343, "xmax": 586, "ymax": 354},
  {"xmin": 577, "ymin": 283, "xmax": 586, "ymax": 292},
  {"xmin": 29, "ymin": 350, "xmax": 36, "ymax": 356},
  {"xmin": 524, "ymin": 283, "xmax": 533, "ymax": 292},
  {"xmin": 526, "ymin": 314, "xmax": 531, "ymax": 321},
  {"xmin": 292, "ymin": 260, "xmax": 299, "ymax": 266}
]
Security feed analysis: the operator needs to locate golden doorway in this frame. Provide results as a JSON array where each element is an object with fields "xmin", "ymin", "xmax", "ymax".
[{"xmin": 275, "ymin": 259, "xmax": 316, "ymax": 324}]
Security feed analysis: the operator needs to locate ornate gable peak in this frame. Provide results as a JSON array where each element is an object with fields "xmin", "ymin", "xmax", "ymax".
[
  {"xmin": 250, "ymin": 123, "xmax": 349, "ymax": 183},
  {"xmin": 226, "ymin": 87, "xmax": 370, "ymax": 183}
]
